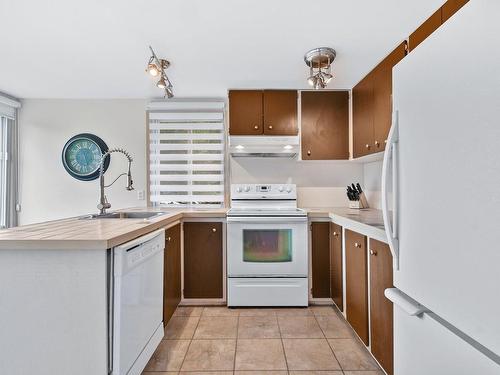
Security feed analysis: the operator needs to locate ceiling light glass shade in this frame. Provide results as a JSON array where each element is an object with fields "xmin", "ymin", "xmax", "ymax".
[
  {"xmin": 147, "ymin": 63, "xmax": 159, "ymax": 76},
  {"xmin": 156, "ymin": 76, "xmax": 167, "ymax": 88},
  {"xmin": 322, "ymin": 72, "xmax": 333, "ymax": 83},
  {"xmin": 307, "ymin": 75, "xmax": 317, "ymax": 86}
]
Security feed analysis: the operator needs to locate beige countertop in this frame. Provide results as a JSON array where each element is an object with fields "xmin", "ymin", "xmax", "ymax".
[
  {"xmin": 0, "ymin": 206, "xmax": 386, "ymax": 250},
  {"xmin": 0, "ymin": 207, "xmax": 227, "ymax": 250}
]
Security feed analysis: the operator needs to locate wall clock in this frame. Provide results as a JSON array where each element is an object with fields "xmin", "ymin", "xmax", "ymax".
[{"xmin": 61, "ymin": 133, "xmax": 110, "ymax": 181}]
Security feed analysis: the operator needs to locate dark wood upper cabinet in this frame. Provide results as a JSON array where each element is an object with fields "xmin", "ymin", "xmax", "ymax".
[
  {"xmin": 441, "ymin": 0, "xmax": 469, "ymax": 23},
  {"xmin": 164, "ymin": 223, "xmax": 181, "ymax": 326},
  {"xmin": 228, "ymin": 90, "xmax": 263, "ymax": 135},
  {"xmin": 370, "ymin": 239, "xmax": 394, "ymax": 375},
  {"xmin": 263, "ymin": 90, "xmax": 298, "ymax": 135},
  {"xmin": 353, "ymin": 74, "xmax": 374, "ymax": 158},
  {"xmin": 229, "ymin": 89, "xmax": 298, "ymax": 136},
  {"xmin": 183, "ymin": 222, "xmax": 223, "ymax": 299},
  {"xmin": 373, "ymin": 41, "xmax": 407, "ymax": 152},
  {"xmin": 330, "ymin": 223, "xmax": 343, "ymax": 311},
  {"xmin": 408, "ymin": 8, "xmax": 442, "ymax": 52},
  {"xmin": 311, "ymin": 222, "xmax": 331, "ymax": 298},
  {"xmin": 301, "ymin": 91, "xmax": 349, "ymax": 160},
  {"xmin": 345, "ymin": 229, "xmax": 369, "ymax": 345}
]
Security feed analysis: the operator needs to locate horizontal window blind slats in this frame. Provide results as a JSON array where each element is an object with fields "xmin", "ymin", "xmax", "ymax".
[
  {"xmin": 150, "ymin": 174, "xmax": 224, "ymax": 181},
  {"xmin": 151, "ymin": 143, "xmax": 224, "ymax": 151},
  {"xmin": 150, "ymin": 194, "xmax": 225, "ymax": 202},
  {"xmin": 149, "ymin": 122, "xmax": 223, "ymax": 131},
  {"xmin": 149, "ymin": 112, "xmax": 223, "ymax": 121},
  {"xmin": 150, "ymin": 133, "xmax": 224, "ymax": 141},
  {"xmin": 150, "ymin": 153, "xmax": 224, "ymax": 161},
  {"xmin": 149, "ymin": 164, "xmax": 223, "ymax": 171},
  {"xmin": 148, "ymin": 100, "xmax": 226, "ymax": 208}
]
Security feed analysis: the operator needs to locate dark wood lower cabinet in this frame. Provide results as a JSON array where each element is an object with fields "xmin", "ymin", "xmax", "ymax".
[
  {"xmin": 345, "ymin": 229, "xmax": 369, "ymax": 345},
  {"xmin": 163, "ymin": 223, "xmax": 181, "ymax": 325},
  {"xmin": 370, "ymin": 239, "xmax": 394, "ymax": 375},
  {"xmin": 330, "ymin": 223, "xmax": 343, "ymax": 311},
  {"xmin": 311, "ymin": 222, "xmax": 331, "ymax": 298},
  {"xmin": 183, "ymin": 222, "xmax": 223, "ymax": 299}
]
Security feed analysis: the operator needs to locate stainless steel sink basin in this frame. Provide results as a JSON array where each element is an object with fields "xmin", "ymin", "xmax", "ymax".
[{"xmin": 81, "ymin": 211, "xmax": 166, "ymax": 220}]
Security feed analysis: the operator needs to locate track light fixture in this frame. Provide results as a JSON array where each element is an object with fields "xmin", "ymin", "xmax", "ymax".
[
  {"xmin": 304, "ymin": 47, "xmax": 336, "ymax": 89},
  {"xmin": 146, "ymin": 46, "xmax": 174, "ymax": 98}
]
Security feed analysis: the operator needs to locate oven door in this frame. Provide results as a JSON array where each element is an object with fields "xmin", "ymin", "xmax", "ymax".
[{"xmin": 227, "ymin": 216, "xmax": 308, "ymax": 277}]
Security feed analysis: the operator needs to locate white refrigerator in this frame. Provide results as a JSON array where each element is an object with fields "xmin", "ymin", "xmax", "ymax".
[{"xmin": 381, "ymin": 0, "xmax": 500, "ymax": 374}]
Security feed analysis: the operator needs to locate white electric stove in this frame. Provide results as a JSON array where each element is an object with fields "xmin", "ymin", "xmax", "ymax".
[{"xmin": 227, "ymin": 184, "xmax": 308, "ymax": 307}]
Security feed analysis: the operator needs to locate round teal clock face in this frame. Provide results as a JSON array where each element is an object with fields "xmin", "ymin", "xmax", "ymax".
[{"xmin": 62, "ymin": 134, "xmax": 110, "ymax": 181}]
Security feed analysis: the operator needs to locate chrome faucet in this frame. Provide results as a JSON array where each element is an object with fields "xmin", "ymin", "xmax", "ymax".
[{"xmin": 97, "ymin": 148, "xmax": 134, "ymax": 215}]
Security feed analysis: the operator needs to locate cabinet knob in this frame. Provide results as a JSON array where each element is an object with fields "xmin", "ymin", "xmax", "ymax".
[
  {"xmin": 384, "ymin": 139, "xmax": 388, "ymax": 144},
  {"xmin": 254, "ymin": 125, "xmax": 259, "ymax": 130},
  {"xmin": 375, "ymin": 140, "xmax": 380, "ymax": 147},
  {"xmin": 365, "ymin": 144, "xmax": 371, "ymax": 149},
  {"xmin": 333, "ymin": 231, "xmax": 338, "ymax": 237},
  {"xmin": 268, "ymin": 125, "xmax": 273, "ymax": 130},
  {"xmin": 212, "ymin": 228, "xmax": 217, "ymax": 233},
  {"xmin": 307, "ymin": 150, "xmax": 311, "ymax": 156},
  {"xmin": 370, "ymin": 249, "xmax": 377, "ymax": 255},
  {"xmin": 354, "ymin": 242, "xmax": 362, "ymax": 248},
  {"xmin": 167, "ymin": 236, "xmax": 171, "ymax": 242}
]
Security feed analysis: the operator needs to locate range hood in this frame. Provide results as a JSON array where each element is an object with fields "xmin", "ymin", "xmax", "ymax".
[{"xmin": 229, "ymin": 136, "xmax": 299, "ymax": 158}]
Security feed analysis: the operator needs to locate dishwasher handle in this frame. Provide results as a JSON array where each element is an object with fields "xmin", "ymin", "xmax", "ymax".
[{"xmin": 114, "ymin": 229, "xmax": 165, "ymax": 276}]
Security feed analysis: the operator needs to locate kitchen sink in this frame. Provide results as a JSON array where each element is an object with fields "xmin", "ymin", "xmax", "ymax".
[{"xmin": 82, "ymin": 211, "xmax": 167, "ymax": 220}]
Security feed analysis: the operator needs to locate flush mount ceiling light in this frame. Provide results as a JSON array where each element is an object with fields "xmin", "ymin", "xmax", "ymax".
[
  {"xmin": 146, "ymin": 46, "xmax": 174, "ymax": 98},
  {"xmin": 304, "ymin": 47, "xmax": 336, "ymax": 89}
]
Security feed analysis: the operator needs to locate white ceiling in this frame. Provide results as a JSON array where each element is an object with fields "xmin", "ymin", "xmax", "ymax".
[{"xmin": 0, "ymin": 0, "xmax": 444, "ymax": 99}]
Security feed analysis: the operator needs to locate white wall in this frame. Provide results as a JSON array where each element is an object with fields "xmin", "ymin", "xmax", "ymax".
[
  {"xmin": 230, "ymin": 158, "xmax": 364, "ymax": 208},
  {"xmin": 363, "ymin": 160, "xmax": 384, "ymax": 209},
  {"xmin": 19, "ymin": 99, "xmax": 147, "ymax": 225}
]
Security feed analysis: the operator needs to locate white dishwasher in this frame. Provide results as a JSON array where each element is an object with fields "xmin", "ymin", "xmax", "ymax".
[{"xmin": 112, "ymin": 229, "xmax": 165, "ymax": 375}]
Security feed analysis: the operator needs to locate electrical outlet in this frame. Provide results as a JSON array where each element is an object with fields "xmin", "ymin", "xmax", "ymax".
[{"xmin": 137, "ymin": 190, "xmax": 145, "ymax": 200}]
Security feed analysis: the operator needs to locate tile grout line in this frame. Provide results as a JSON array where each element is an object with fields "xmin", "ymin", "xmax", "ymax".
[
  {"xmin": 233, "ymin": 309, "xmax": 240, "ymax": 372},
  {"xmin": 176, "ymin": 308, "xmax": 203, "ymax": 372},
  {"xmin": 276, "ymin": 312, "xmax": 290, "ymax": 374},
  {"xmin": 313, "ymin": 307, "xmax": 345, "ymax": 372}
]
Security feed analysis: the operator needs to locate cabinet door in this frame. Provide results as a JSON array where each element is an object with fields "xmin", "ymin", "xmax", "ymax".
[
  {"xmin": 369, "ymin": 239, "xmax": 394, "ymax": 375},
  {"xmin": 345, "ymin": 229, "xmax": 369, "ymax": 344},
  {"xmin": 330, "ymin": 223, "xmax": 343, "ymax": 311},
  {"xmin": 408, "ymin": 8, "xmax": 442, "ymax": 52},
  {"xmin": 373, "ymin": 41, "xmax": 407, "ymax": 152},
  {"xmin": 441, "ymin": 0, "xmax": 469, "ymax": 23},
  {"xmin": 352, "ymin": 73, "xmax": 374, "ymax": 158},
  {"xmin": 229, "ymin": 90, "xmax": 263, "ymax": 135},
  {"xmin": 164, "ymin": 223, "xmax": 181, "ymax": 325},
  {"xmin": 263, "ymin": 90, "xmax": 298, "ymax": 135},
  {"xmin": 183, "ymin": 222, "xmax": 223, "ymax": 298},
  {"xmin": 311, "ymin": 222, "xmax": 331, "ymax": 298},
  {"xmin": 301, "ymin": 91, "xmax": 349, "ymax": 160}
]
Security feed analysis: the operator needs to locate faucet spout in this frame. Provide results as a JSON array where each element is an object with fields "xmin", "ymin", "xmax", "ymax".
[{"xmin": 97, "ymin": 148, "xmax": 134, "ymax": 215}]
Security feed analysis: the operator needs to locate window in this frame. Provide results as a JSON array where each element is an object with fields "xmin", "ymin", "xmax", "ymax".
[
  {"xmin": 0, "ymin": 95, "xmax": 20, "ymax": 228},
  {"xmin": 148, "ymin": 100, "xmax": 226, "ymax": 208}
]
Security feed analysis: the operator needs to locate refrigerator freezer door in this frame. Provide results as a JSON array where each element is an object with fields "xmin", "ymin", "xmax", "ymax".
[
  {"xmin": 394, "ymin": 305, "xmax": 500, "ymax": 375},
  {"xmin": 390, "ymin": 0, "xmax": 500, "ymax": 358}
]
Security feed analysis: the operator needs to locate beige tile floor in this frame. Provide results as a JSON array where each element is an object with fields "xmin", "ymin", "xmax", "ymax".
[{"xmin": 143, "ymin": 305, "xmax": 384, "ymax": 375}]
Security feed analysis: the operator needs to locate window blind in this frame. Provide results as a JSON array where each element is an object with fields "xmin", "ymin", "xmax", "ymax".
[{"xmin": 148, "ymin": 100, "xmax": 226, "ymax": 208}]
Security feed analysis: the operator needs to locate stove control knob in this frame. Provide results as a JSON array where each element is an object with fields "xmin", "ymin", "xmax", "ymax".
[
  {"xmin": 244, "ymin": 186, "xmax": 251, "ymax": 192},
  {"xmin": 236, "ymin": 187, "xmax": 243, "ymax": 193},
  {"xmin": 286, "ymin": 186, "xmax": 293, "ymax": 193},
  {"xmin": 278, "ymin": 186, "xmax": 284, "ymax": 192}
]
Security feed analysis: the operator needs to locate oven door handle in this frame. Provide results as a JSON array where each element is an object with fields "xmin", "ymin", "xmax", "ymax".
[{"xmin": 227, "ymin": 216, "xmax": 308, "ymax": 223}]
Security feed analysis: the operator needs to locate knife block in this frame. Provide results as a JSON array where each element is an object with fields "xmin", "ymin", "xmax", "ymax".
[{"xmin": 349, "ymin": 192, "xmax": 369, "ymax": 209}]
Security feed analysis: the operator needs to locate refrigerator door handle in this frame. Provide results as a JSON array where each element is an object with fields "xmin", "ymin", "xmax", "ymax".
[
  {"xmin": 382, "ymin": 110, "xmax": 400, "ymax": 269},
  {"xmin": 385, "ymin": 288, "xmax": 429, "ymax": 316}
]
